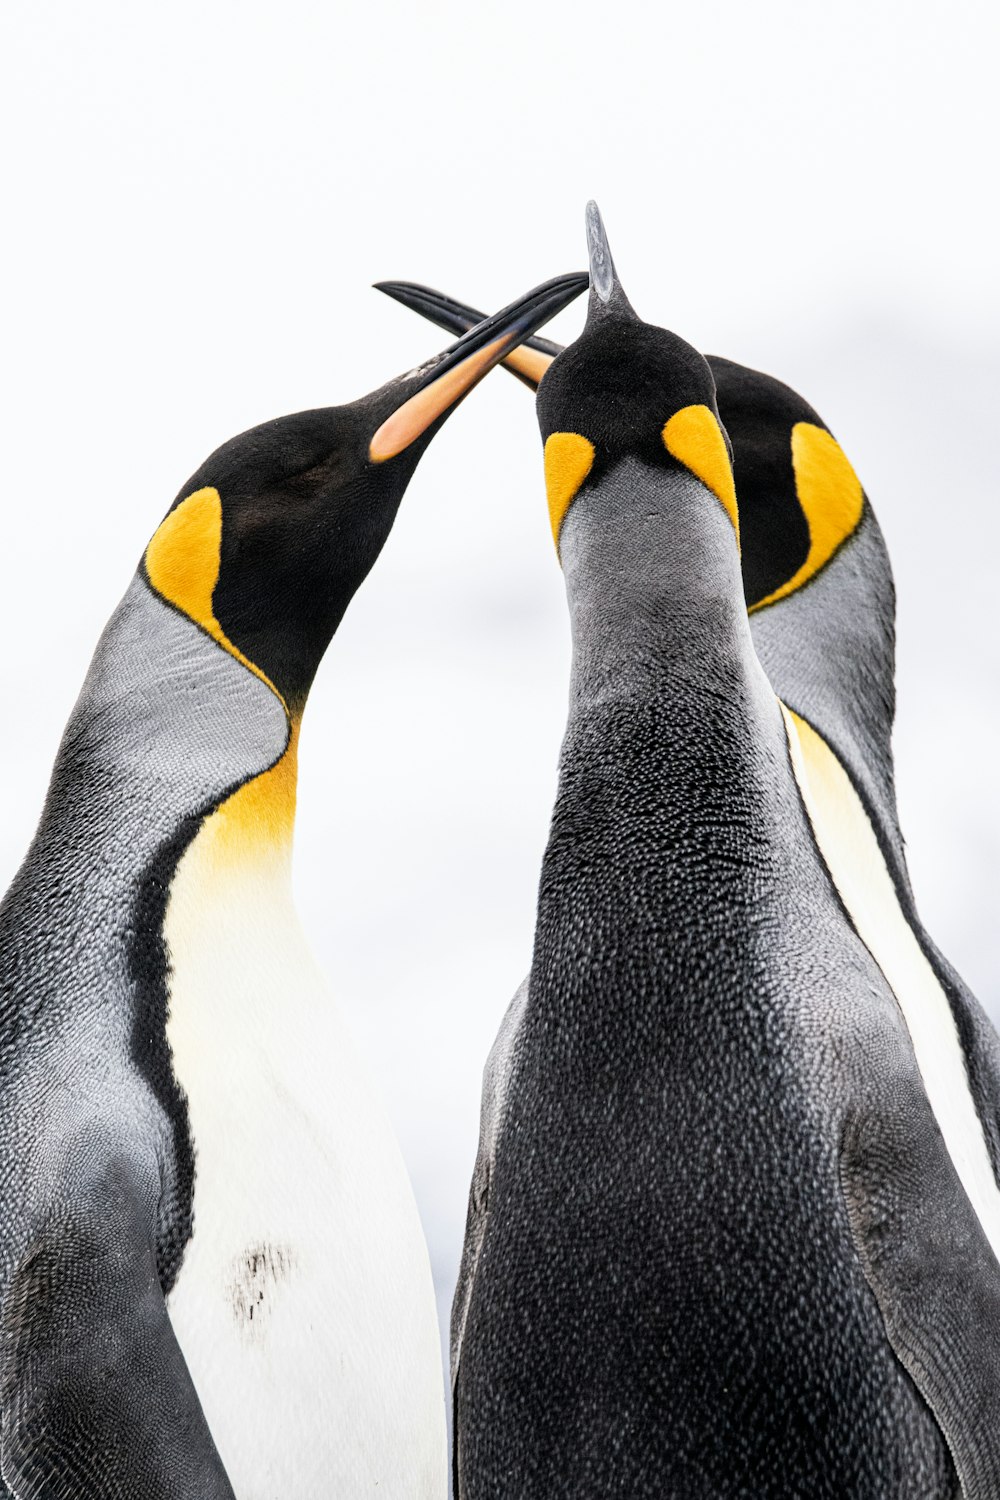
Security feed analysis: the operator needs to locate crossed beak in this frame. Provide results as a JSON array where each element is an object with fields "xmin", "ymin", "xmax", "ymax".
[
  {"xmin": 375, "ymin": 204, "xmax": 635, "ymax": 403},
  {"xmin": 374, "ymin": 281, "xmax": 563, "ymax": 396},
  {"xmin": 368, "ymin": 273, "xmax": 584, "ymax": 461}
]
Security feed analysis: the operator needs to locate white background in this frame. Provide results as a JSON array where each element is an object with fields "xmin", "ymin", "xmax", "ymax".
[{"xmin": 2, "ymin": 0, "xmax": 998, "ymax": 1363}]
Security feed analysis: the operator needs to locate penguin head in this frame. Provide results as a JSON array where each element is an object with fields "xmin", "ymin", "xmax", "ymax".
[
  {"xmin": 143, "ymin": 273, "xmax": 587, "ymax": 711},
  {"xmin": 377, "ymin": 270, "xmax": 866, "ymax": 621},
  {"xmin": 704, "ymin": 358, "xmax": 866, "ymax": 614},
  {"xmin": 538, "ymin": 204, "xmax": 740, "ymax": 594}
]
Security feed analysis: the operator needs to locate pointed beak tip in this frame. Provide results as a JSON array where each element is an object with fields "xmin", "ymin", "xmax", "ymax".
[
  {"xmin": 583, "ymin": 202, "xmax": 638, "ymax": 321},
  {"xmin": 585, "ymin": 201, "xmax": 616, "ymax": 306}
]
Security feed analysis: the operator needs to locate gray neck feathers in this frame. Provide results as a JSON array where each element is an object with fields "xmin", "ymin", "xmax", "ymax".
[
  {"xmin": 1, "ymin": 573, "xmax": 287, "ymax": 980},
  {"xmin": 49, "ymin": 571, "xmax": 286, "ymax": 838},
  {"xmin": 531, "ymin": 458, "xmax": 803, "ymax": 1042},
  {"xmin": 749, "ymin": 508, "xmax": 907, "ymax": 894},
  {"xmin": 560, "ymin": 457, "xmax": 756, "ymax": 710}
]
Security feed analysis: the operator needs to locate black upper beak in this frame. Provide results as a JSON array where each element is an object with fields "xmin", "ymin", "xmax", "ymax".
[
  {"xmin": 375, "ymin": 281, "xmax": 565, "ymax": 394},
  {"xmin": 369, "ymin": 272, "xmax": 586, "ymax": 460}
]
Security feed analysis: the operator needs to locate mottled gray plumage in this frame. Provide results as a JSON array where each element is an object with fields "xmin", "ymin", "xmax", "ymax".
[
  {"xmin": 750, "ymin": 494, "xmax": 1000, "ymax": 1187},
  {"xmin": 0, "ymin": 273, "xmax": 591, "ymax": 1498},
  {"xmin": 451, "ymin": 223, "xmax": 1000, "ymax": 1497},
  {"xmin": 0, "ymin": 577, "xmax": 280, "ymax": 1497}
]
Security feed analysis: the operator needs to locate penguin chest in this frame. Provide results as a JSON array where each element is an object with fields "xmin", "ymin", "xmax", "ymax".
[{"xmin": 161, "ymin": 830, "xmax": 446, "ymax": 1499}]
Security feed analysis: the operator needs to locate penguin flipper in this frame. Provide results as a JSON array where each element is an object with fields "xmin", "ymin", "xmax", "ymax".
[
  {"xmin": 451, "ymin": 978, "xmax": 529, "ymax": 1498},
  {"xmin": 451, "ymin": 977, "xmax": 530, "ymax": 1386},
  {"xmin": 842, "ymin": 1095, "xmax": 1000, "ymax": 1499},
  {"xmin": 0, "ymin": 1158, "xmax": 235, "ymax": 1500}
]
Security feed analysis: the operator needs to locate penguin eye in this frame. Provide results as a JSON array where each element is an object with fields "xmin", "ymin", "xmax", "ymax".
[
  {"xmin": 284, "ymin": 446, "xmax": 345, "ymax": 492},
  {"xmin": 662, "ymin": 405, "xmax": 740, "ymax": 548}
]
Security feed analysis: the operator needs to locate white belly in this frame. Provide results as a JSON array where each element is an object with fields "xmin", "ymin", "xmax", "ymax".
[
  {"xmin": 784, "ymin": 705, "xmax": 1000, "ymax": 1264},
  {"xmin": 163, "ymin": 823, "xmax": 447, "ymax": 1499}
]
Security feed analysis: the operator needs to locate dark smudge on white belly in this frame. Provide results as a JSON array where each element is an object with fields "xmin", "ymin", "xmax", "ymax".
[{"xmin": 228, "ymin": 1243, "xmax": 297, "ymax": 1338}]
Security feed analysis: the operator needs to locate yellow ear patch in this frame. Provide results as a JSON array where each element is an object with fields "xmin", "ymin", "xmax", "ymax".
[
  {"xmin": 751, "ymin": 423, "xmax": 864, "ymax": 612},
  {"xmin": 145, "ymin": 486, "xmax": 224, "ymax": 634},
  {"xmin": 145, "ymin": 486, "xmax": 284, "ymax": 706},
  {"xmin": 544, "ymin": 431, "xmax": 596, "ymax": 549},
  {"xmin": 145, "ymin": 486, "xmax": 295, "ymax": 858},
  {"xmin": 662, "ymin": 405, "xmax": 739, "ymax": 547}
]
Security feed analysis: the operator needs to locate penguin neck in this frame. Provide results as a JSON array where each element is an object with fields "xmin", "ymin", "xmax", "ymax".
[
  {"xmin": 560, "ymin": 459, "xmax": 752, "ymax": 708},
  {"xmin": 531, "ymin": 463, "xmax": 791, "ymax": 1043},
  {"xmin": 0, "ymin": 569, "xmax": 308, "ymax": 1065},
  {"xmin": 42, "ymin": 574, "xmax": 299, "ymax": 897},
  {"xmin": 191, "ymin": 717, "xmax": 301, "ymax": 883},
  {"xmin": 748, "ymin": 509, "xmax": 907, "ymax": 893}
]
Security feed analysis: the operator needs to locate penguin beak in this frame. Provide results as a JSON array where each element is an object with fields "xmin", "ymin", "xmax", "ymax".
[
  {"xmin": 375, "ymin": 282, "xmax": 563, "ymax": 393},
  {"xmin": 584, "ymin": 200, "xmax": 637, "ymax": 323},
  {"xmin": 374, "ymin": 200, "xmax": 634, "ymax": 396},
  {"xmin": 368, "ymin": 272, "xmax": 586, "ymax": 462}
]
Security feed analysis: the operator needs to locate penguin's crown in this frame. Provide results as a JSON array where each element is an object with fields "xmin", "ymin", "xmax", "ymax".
[{"xmin": 539, "ymin": 204, "xmax": 739, "ymax": 554}]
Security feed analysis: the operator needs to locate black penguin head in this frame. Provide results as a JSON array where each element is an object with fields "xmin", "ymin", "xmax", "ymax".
[
  {"xmin": 375, "ymin": 258, "xmax": 868, "ymax": 618},
  {"xmin": 142, "ymin": 273, "xmax": 586, "ymax": 710},
  {"xmin": 538, "ymin": 204, "xmax": 740, "ymax": 563}
]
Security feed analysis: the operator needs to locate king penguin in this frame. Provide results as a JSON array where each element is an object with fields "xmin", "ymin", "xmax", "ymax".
[
  {"xmin": 379, "ymin": 262, "xmax": 1000, "ymax": 1383},
  {"xmin": 429, "ymin": 208, "xmax": 1000, "ymax": 1498},
  {"xmin": 0, "ymin": 271, "xmax": 587, "ymax": 1500}
]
